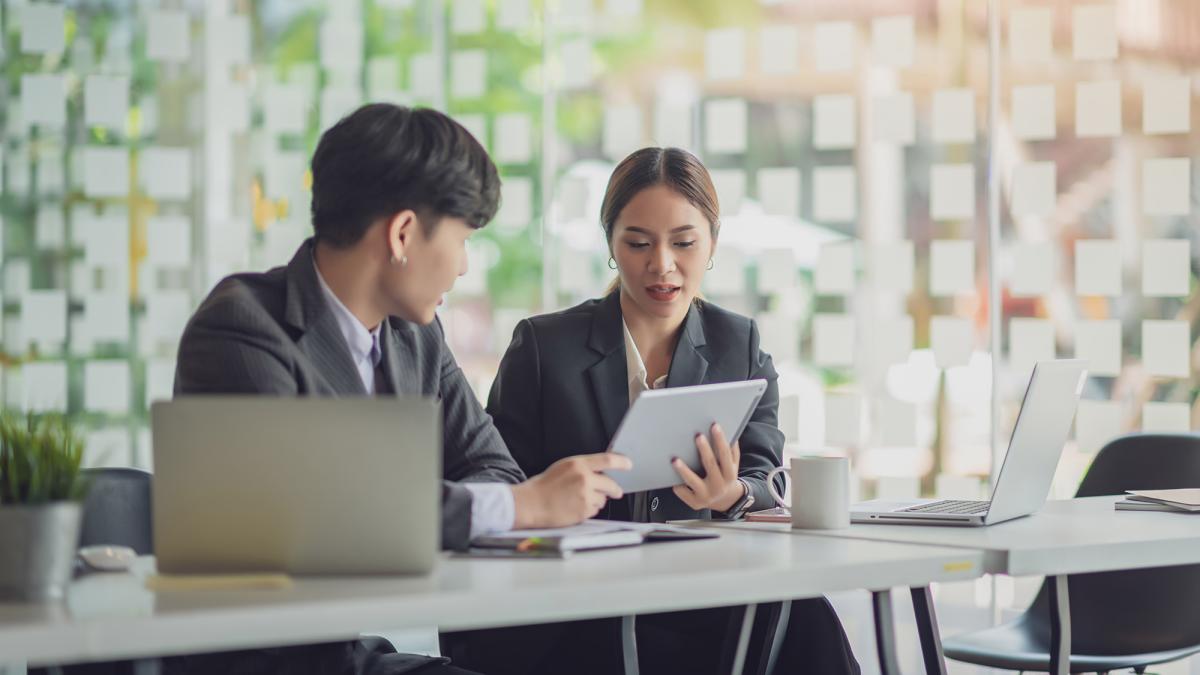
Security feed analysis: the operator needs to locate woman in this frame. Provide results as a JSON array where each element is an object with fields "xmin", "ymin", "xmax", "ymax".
[{"xmin": 444, "ymin": 148, "xmax": 859, "ymax": 674}]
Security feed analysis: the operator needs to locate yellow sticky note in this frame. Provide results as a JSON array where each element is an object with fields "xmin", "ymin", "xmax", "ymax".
[
  {"xmin": 932, "ymin": 88, "xmax": 976, "ymax": 144},
  {"xmin": 710, "ymin": 169, "xmax": 746, "ymax": 214},
  {"xmin": 1010, "ymin": 162, "xmax": 1056, "ymax": 218},
  {"xmin": 1009, "ymin": 7, "xmax": 1053, "ymax": 64},
  {"xmin": 812, "ymin": 167, "xmax": 856, "ymax": 223},
  {"xmin": 873, "ymin": 93, "xmax": 915, "ymax": 145},
  {"xmin": 931, "ymin": 316, "xmax": 972, "ymax": 368},
  {"xmin": 1008, "ymin": 241, "xmax": 1055, "ymax": 297},
  {"xmin": 813, "ymin": 314, "xmax": 856, "ymax": 367},
  {"xmin": 930, "ymin": 240, "xmax": 975, "ymax": 296},
  {"xmin": 824, "ymin": 391, "xmax": 862, "ymax": 446},
  {"xmin": 813, "ymin": 94, "xmax": 857, "ymax": 150},
  {"xmin": 1142, "ymin": 158, "xmax": 1190, "ymax": 216},
  {"xmin": 1012, "ymin": 84, "xmax": 1057, "ymax": 141},
  {"xmin": 1142, "ymin": 320, "xmax": 1190, "ymax": 378},
  {"xmin": 1074, "ymin": 239, "xmax": 1122, "ymax": 296},
  {"xmin": 871, "ymin": 16, "xmax": 914, "ymax": 68},
  {"xmin": 1073, "ymin": 4, "xmax": 1118, "ymax": 61},
  {"xmin": 603, "ymin": 105, "xmax": 643, "ymax": 161},
  {"xmin": 757, "ymin": 167, "xmax": 801, "ymax": 217},
  {"xmin": 1075, "ymin": 400, "xmax": 1124, "ymax": 454},
  {"xmin": 814, "ymin": 241, "xmax": 856, "ymax": 295},
  {"xmin": 1009, "ymin": 318, "xmax": 1055, "ymax": 373},
  {"xmin": 814, "ymin": 21, "xmax": 855, "ymax": 72},
  {"xmin": 1143, "ymin": 402, "xmax": 1190, "ymax": 432},
  {"xmin": 1143, "ymin": 75, "xmax": 1191, "ymax": 135},
  {"xmin": 704, "ymin": 99, "xmax": 747, "ymax": 155},
  {"xmin": 760, "ymin": 26, "xmax": 799, "ymax": 75},
  {"xmin": 865, "ymin": 242, "xmax": 914, "ymax": 293},
  {"xmin": 1075, "ymin": 80, "xmax": 1121, "ymax": 137},
  {"xmin": 705, "ymin": 28, "xmax": 746, "ymax": 81},
  {"xmin": 930, "ymin": 164, "xmax": 975, "ymax": 220},
  {"xmin": 1142, "ymin": 239, "xmax": 1191, "ymax": 297},
  {"xmin": 1074, "ymin": 319, "xmax": 1121, "ymax": 377},
  {"xmin": 146, "ymin": 574, "xmax": 294, "ymax": 592}
]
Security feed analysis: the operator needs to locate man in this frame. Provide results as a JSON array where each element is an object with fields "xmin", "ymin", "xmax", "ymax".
[{"xmin": 170, "ymin": 103, "xmax": 631, "ymax": 674}]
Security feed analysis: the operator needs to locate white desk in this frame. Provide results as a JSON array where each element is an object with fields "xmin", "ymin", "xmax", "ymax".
[
  {"xmin": 703, "ymin": 497, "xmax": 1200, "ymax": 675},
  {"xmin": 0, "ymin": 529, "xmax": 981, "ymax": 673}
]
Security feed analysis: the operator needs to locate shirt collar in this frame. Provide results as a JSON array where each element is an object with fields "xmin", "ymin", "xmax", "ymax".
[
  {"xmin": 313, "ymin": 254, "xmax": 383, "ymax": 367},
  {"xmin": 622, "ymin": 319, "xmax": 667, "ymax": 401}
]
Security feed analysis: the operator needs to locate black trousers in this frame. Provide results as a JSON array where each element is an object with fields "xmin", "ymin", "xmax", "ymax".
[
  {"xmin": 34, "ymin": 638, "xmax": 481, "ymax": 675},
  {"xmin": 442, "ymin": 596, "xmax": 860, "ymax": 675}
]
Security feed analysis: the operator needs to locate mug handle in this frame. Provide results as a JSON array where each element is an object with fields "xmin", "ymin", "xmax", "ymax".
[{"xmin": 766, "ymin": 466, "xmax": 789, "ymax": 509}]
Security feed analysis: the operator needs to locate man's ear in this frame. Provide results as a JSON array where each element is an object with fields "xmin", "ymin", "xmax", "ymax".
[{"xmin": 386, "ymin": 210, "xmax": 420, "ymax": 261}]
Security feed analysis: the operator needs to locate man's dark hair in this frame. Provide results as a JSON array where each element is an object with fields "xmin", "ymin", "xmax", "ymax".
[{"xmin": 310, "ymin": 104, "xmax": 501, "ymax": 248}]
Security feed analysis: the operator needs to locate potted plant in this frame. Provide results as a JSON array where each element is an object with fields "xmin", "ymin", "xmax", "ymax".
[{"xmin": 0, "ymin": 412, "xmax": 87, "ymax": 601}]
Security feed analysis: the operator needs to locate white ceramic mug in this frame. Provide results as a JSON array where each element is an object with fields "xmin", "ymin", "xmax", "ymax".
[{"xmin": 766, "ymin": 456, "xmax": 850, "ymax": 530}]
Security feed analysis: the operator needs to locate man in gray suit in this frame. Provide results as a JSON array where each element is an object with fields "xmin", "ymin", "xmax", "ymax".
[{"xmin": 169, "ymin": 104, "xmax": 630, "ymax": 674}]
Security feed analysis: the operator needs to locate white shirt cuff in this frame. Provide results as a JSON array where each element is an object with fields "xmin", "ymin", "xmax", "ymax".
[{"xmin": 462, "ymin": 483, "xmax": 516, "ymax": 539}]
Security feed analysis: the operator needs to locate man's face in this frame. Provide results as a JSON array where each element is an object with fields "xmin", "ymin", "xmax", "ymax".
[{"xmin": 383, "ymin": 216, "xmax": 473, "ymax": 325}]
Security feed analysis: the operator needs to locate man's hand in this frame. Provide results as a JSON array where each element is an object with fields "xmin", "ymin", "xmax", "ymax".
[{"xmin": 511, "ymin": 453, "xmax": 633, "ymax": 528}]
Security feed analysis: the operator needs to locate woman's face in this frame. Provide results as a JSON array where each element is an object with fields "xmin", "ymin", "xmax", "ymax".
[{"xmin": 611, "ymin": 185, "xmax": 715, "ymax": 321}]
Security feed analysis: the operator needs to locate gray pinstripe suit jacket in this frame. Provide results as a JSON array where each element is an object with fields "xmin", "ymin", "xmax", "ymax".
[{"xmin": 173, "ymin": 239, "xmax": 526, "ymax": 550}]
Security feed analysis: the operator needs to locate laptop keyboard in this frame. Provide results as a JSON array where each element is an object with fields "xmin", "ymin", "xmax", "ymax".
[{"xmin": 899, "ymin": 499, "xmax": 990, "ymax": 515}]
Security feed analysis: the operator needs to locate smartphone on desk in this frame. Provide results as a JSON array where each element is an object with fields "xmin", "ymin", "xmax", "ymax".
[{"xmin": 745, "ymin": 506, "xmax": 790, "ymax": 523}]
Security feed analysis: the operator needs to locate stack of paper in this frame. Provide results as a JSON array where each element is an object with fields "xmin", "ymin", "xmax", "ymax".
[{"xmin": 1116, "ymin": 489, "xmax": 1200, "ymax": 513}]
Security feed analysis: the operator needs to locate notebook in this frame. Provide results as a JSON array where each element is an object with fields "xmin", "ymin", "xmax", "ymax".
[
  {"xmin": 470, "ymin": 520, "xmax": 718, "ymax": 555},
  {"xmin": 1115, "ymin": 499, "xmax": 1200, "ymax": 514},
  {"xmin": 1121, "ymin": 489, "xmax": 1200, "ymax": 512}
]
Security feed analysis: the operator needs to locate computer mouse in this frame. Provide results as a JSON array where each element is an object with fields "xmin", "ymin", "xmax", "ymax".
[{"xmin": 78, "ymin": 545, "xmax": 137, "ymax": 572}]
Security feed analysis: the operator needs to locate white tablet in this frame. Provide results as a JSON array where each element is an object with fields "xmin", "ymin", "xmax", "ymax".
[{"xmin": 604, "ymin": 379, "xmax": 769, "ymax": 493}]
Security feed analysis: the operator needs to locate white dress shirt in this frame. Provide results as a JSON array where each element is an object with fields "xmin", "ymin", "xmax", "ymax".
[
  {"xmin": 622, "ymin": 319, "xmax": 667, "ymax": 404},
  {"xmin": 314, "ymin": 262, "xmax": 514, "ymax": 537}
]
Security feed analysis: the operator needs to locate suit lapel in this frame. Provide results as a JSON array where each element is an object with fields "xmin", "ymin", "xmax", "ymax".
[
  {"xmin": 284, "ymin": 239, "xmax": 369, "ymax": 396},
  {"xmin": 666, "ymin": 302, "xmax": 709, "ymax": 387},
  {"xmin": 380, "ymin": 319, "xmax": 420, "ymax": 395},
  {"xmin": 585, "ymin": 292, "xmax": 629, "ymax": 441}
]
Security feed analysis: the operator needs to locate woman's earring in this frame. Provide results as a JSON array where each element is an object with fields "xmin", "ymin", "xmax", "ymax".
[
  {"xmin": 706, "ymin": 258, "xmax": 714, "ymax": 270},
  {"xmin": 607, "ymin": 257, "xmax": 617, "ymax": 270},
  {"xmin": 401, "ymin": 255, "xmax": 408, "ymax": 267}
]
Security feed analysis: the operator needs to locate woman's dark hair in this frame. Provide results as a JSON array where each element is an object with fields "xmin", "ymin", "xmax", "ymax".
[
  {"xmin": 310, "ymin": 104, "xmax": 500, "ymax": 248},
  {"xmin": 599, "ymin": 147, "xmax": 721, "ymax": 246}
]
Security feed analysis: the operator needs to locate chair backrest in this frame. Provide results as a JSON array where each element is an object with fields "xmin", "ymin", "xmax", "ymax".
[
  {"xmin": 1026, "ymin": 433, "xmax": 1200, "ymax": 655},
  {"xmin": 80, "ymin": 467, "xmax": 154, "ymax": 555}
]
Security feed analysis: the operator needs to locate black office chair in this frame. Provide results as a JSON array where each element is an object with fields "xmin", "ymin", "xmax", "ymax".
[
  {"xmin": 943, "ymin": 432, "xmax": 1200, "ymax": 674},
  {"xmin": 79, "ymin": 467, "xmax": 154, "ymax": 554}
]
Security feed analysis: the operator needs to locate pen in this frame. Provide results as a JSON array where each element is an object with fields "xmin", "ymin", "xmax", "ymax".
[{"xmin": 516, "ymin": 536, "xmax": 544, "ymax": 552}]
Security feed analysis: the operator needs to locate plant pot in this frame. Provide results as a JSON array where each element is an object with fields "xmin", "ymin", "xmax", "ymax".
[{"xmin": 0, "ymin": 501, "xmax": 82, "ymax": 602}]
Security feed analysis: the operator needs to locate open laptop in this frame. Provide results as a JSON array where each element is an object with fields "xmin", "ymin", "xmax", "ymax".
[
  {"xmin": 851, "ymin": 359, "xmax": 1088, "ymax": 527},
  {"xmin": 152, "ymin": 397, "xmax": 440, "ymax": 575}
]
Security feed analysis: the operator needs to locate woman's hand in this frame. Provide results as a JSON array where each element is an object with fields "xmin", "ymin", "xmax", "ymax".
[{"xmin": 672, "ymin": 423, "xmax": 745, "ymax": 512}]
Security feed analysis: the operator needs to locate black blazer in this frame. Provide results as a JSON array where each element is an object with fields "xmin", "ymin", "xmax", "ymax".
[
  {"xmin": 174, "ymin": 239, "xmax": 526, "ymax": 552},
  {"xmin": 487, "ymin": 291, "xmax": 785, "ymax": 523}
]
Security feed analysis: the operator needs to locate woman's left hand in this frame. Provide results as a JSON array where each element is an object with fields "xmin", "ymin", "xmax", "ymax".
[{"xmin": 672, "ymin": 423, "xmax": 745, "ymax": 512}]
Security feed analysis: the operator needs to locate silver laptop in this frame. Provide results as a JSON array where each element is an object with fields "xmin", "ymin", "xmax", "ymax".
[
  {"xmin": 851, "ymin": 360, "xmax": 1088, "ymax": 527},
  {"xmin": 152, "ymin": 397, "xmax": 440, "ymax": 575}
]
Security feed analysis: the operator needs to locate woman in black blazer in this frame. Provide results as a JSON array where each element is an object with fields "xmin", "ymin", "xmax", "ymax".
[{"xmin": 443, "ymin": 148, "xmax": 859, "ymax": 674}]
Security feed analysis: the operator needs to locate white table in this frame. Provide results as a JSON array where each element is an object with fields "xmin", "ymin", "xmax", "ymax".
[
  {"xmin": 0, "ymin": 529, "xmax": 982, "ymax": 674},
  {"xmin": 702, "ymin": 497, "xmax": 1200, "ymax": 675}
]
